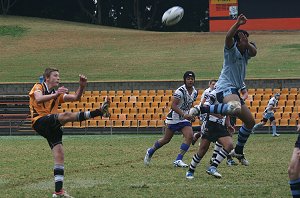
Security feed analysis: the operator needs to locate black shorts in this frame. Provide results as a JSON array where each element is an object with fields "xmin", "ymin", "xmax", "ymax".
[
  {"xmin": 201, "ymin": 121, "xmax": 230, "ymax": 142},
  {"xmin": 33, "ymin": 114, "xmax": 63, "ymax": 149},
  {"xmin": 295, "ymin": 134, "xmax": 300, "ymax": 149},
  {"xmin": 216, "ymin": 88, "xmax": 245, "ymax": 106}
]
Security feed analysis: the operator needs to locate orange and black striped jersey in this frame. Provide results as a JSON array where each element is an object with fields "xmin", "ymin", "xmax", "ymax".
[{"xmin": 29, "ymin": 83, "xmax": 65, "ymax": 125}]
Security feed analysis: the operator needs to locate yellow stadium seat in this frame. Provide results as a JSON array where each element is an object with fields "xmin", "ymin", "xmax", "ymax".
[
  {"xmin": 136, "ymin": 114, "xmax": 144, "ymax": 120},
  {"xmin": 290, "ymin": 88, "xmax": 298, "ymax": 95},
  {"xmin": 157, "ymin": 90, "xmax": 165, "ymax": 96},
  {"xmin": 255, "ymin": 113, "xmax": 263, "ymax": 120},
  {"xmin": 256, "ymin": 88, "xmax": 264, "ymax": 95},
  {"xmin": 279, "ymin": 119, "xmax": 289, "ymax": 126},
  {"xmin": 148, "ymin": 90, "xmax": 156, "ymax": 96},
  {"xmin": 264, "ymin": 88, "xmax": 273, "ymax": 95},
  {"xmin": 281, "ymin": 88, "xmax": 289, "ymax": 95},
  {"xmin": 140, "ymin": 90, "xmax": 148, "ymax": 96},
  {"xmin": 165, "ymin": 90, "xmax": 173, "ymax": 96},
  {"xmin": 132, "ymin": 90, "xmax": 139, "ymax": 96},
  {"xmin": 127, "ymin": 114, "xmax": 136, "ymax": 120},
  {"xmin": 253, "ymin": 94, "xmax": 262, "ymax": 101},
  {"xmin": 277, "ymin": 100, "xmax": 285, "ymax": 107},
  {"xmin": 108, "ymin": 90, "xmax": 116, "ymax": 96},
  {"xmin": 289, "ymin": 118, "xmax": 298, "ymax": 126},
  {"xmin": 116, "ymin": 90, "xmax": 124, "ymax": 96},
  {"xmin": 92, "ymin": 91, "xmax": 100, "ymax": 97},
  {"xmin": 260, "ymin": 100, "xmax": 268, "ymax": 107},
  {"xmin": 286, "ymin": 100, "xmax": 295, "ymax": 107},
  {"xmin": 247, "ymin": 89, "xmax": 255, "ymax": 95},
  {"xmin": 153, "ymin": 96, "xmax": 162, "ymax": 102},
  {"xmin": 236, "ymin": 119, "xmax": 243, "ymax": 126},
  {"xmin": 291, "ymin": 112, "xmax": 299, "ymax": 119},
  {"xmin": 144, "ymin": 114, "xmax": 152, "ymax": 120},
  {"xmin": 251, "ymin": 100, "xmax": 260, "ymax": 107},
  {"xmin": 130, "ymin": 108, "xmax": 138, "ymax": 114},
  {"xmin": 262, "ymin": 94, "xmax": 271, "ymax": 101},
  {"xmin": 249, "ymin": 106, "xmax": 257, "ymax": 113},
  {"xmin": 131, "ymin": 120, "xmax": 138, "ymax": 127},
  {"xmin": 119, "ymin": 114, "xmax": 127, "ymax": 120},
  {"xmin": 149, "ymin": 120, "xmax": 157, "ymax": 127},
  {"xmin": 288, "ymin": 95, "xmax": 296, "ymax": 101},
  {"xmin": 156, "ymin": 120, "xmax": 165, "ymax": 127},
  {"xmin": 98, "ymin": 120, "xmax": 107, "ymax": 127},
  {"xmin": 88, "ymin": 120, "xmax": 98, "ymax": 127},
  {"xmin": 100, "ymin": 90, "xmax": 108, "ymax": 96},
  {"xmin": 152, "ymin": 114, "xmax": 161, "ymax": 120},
  {"xmin": 279, "ymin": 94, "xmax": 287, "ymax": 101},
  {"xmin": 122, "ymin": 108, "xmax": 130, "ymax": 115},
  {"xmin": 162, "ymin": 96, "xmax": 171, "ymax": 102},
  {"xmin": 281, "ymin": 112, "xmax": 291, "ymax": 119},
  {"xmin": 273, "ymin": 88, "xmax": 281, "ymax": 94},
  {"xmin": 147, "ymin": 108, "xmax": 155, "ymax": 114},
  {"xmin": 113, "ymin": 120, "xmax": 123, "ymax": 127},
  {"xmin": 123, "ymin": 120, "xmax": 131, "ymax": 127},
  {"xmin": 139, "ymin": 120, "xmax": 149, "ymax": 127},
  {"xmin": 124, "ymin": 90, "xmax": 132, "ymax": 97}
]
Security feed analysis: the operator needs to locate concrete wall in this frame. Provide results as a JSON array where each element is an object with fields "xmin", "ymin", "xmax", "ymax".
[{"xmin": 1, "ymin": 78, "xmax": 300, "ymax": 95}]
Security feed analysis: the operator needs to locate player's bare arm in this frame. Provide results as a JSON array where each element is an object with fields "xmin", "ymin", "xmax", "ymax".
[
  {"xmin": 225, "ymin": 14, "xmax": 247, "ymax": 48},
  {"xmin": 34, "ymin": 86, "xmax": 68, "ymax": 103},
  {"xmin": 64, "ymin": 74, "xmax": 87, "ymax": 102}
]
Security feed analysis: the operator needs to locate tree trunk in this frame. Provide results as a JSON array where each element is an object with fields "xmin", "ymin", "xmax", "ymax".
[
  {"xmin": 144, "ymin": 0, "xmax": 160, "ymax": 30},
  {"xmin": 1, "ymin": 0, "xmax": 17, "ymax": 15},
  {"xmin": 95, "ymin": 0, "xmax": 102, "ymax": 25},
  {"xmin": 134, "ymin": 0, "xmax": 142, "ymax": 30}
]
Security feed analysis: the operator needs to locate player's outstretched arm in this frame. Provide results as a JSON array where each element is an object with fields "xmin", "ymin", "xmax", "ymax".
[
  {"xmin": 225, "ymin": 14, "xmax": 247, "ymax": 48},
  {"xmin": 64, "ymin": 74, "xmax": 87, "ymax": 102}
]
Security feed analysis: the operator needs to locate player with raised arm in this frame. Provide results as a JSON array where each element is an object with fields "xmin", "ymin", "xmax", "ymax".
[
  {"xmin": 192, "ymin": 14, "xmax": 257, "ymax": 165},
  {"xmin": 144, "ymin": 71, "xmax": 197, "ymax": 167},
  {"xmin": 29, "ymin": 67, "xmax": 110, "ymax": 197}
]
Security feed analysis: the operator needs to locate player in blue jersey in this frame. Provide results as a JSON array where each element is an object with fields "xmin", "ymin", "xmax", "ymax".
[
  {"xmin": 252, "ymin": 93, "xmax": 280, "ymax": 137},
  {"xmin": 288, "ymin": 124, "xmax": 300, "ymax": 198},
  {"xmin": 144, "ymin": 71, "xmax": 198, "ymax": 167},
  {"xmin": 194, "ymin": 14, "xmax": 257, "ymax": 165}
]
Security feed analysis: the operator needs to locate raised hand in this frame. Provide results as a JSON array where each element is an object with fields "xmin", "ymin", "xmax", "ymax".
[
  {"xmin": 79, "ymin": 74, "xmax": 87, "ymax": 88},
  {"xmin": 237, "ymin": 14, "xmax": 247, "ymax": 26}
]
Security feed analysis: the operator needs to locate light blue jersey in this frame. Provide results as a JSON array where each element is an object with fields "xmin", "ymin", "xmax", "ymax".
[{"xmin": 216, "ymin": 43, "xmax": 251, "ymax": 92}]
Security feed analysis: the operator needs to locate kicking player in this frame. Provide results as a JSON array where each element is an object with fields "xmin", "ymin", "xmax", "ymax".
[
  {"xmin": 186, "ymin": 89, "xmax": 235, "ymax": 179},
  {"xmin": 29, "ymin": 67, "xmax": 110, "ymax": 197},
  {"xmin": 144, "ymin": 71, "xmax": 197, "ymax": 167},
  {"xmin": 288, "ymin": 124, "xmax": 300, "ymax": 198},
  {"xmin": 252, "ymin": 93, "xmax": 280, "ymax": 137}
]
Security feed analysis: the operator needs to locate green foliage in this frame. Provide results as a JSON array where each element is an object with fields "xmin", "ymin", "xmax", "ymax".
[
  {"xmin": 0, "ymin": 134, "xmax": 294, "ymax": 197},
  {"xmin": 0, "ymin": 25, "xmax": 28, "ymax": 37}
]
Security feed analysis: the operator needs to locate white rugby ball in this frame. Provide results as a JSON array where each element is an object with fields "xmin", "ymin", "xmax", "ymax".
[{"xmin": 162, "ymin": 6, "xmax": 184, "ymax": 26}]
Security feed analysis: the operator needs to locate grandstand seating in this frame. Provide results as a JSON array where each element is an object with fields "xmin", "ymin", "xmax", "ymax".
[{"xmin": 57, "ymin": 88, "xmax": 299, "ymax": 129}]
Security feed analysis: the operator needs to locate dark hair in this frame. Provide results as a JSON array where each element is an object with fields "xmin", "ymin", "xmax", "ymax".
[
  {"xmin": 234, "ymin": 29, "xmax": 249, "ymax": 43},
  {"xmin": 209, "ymin": 79, "xmax": 217, "ymax": 85},
  {"xmin": 183, "ymin": 71, "xmax": 195, "ymax": 81},
  {"xmin": 43, "ymin": 67, "xmax": 59, "ymax": 81}
]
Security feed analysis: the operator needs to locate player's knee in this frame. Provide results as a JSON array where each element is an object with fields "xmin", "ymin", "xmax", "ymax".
[{"xmin": 58, "ymin": 112, "xmax": 73, "ymax": 123}]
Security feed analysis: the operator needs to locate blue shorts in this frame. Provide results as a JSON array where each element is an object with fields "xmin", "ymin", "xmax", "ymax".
[
  {"xmin": 168, "ymin": 121, "xmax": 192, "ymax": 132},
  {"xmin": 216, "ymin": 88, "xmax": 245, "ymax": 106}
]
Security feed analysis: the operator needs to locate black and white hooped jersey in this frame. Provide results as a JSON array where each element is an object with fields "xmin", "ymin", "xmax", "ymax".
[
  {"xmin": 264, "ymin": 97, "xmax": 278, "ymax": 113},
  {"xmin": 166, "ymin": 85, "xmax": 198, "ymax": 124},
  {"xmin": 204, "ymin": 89, "xmax": 225, "ymax": 124}
]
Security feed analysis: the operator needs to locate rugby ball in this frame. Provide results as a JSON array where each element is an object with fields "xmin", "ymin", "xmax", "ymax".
[
  {"xmin": 162, "ymin": 6, "xmax": 184, "ymax": 26},
  {"xmin": 189, "ymin": 106, "xmax": 201, "ymax": 117}
]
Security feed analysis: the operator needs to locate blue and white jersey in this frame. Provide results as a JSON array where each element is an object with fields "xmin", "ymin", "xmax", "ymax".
[
  {"xmin": 216, "ymin": 43, "xmax": 251, "ymax": 92},
  {"xmin": 200, "ymin": 87, "xmax": 213, "ymax": 106},
  {"xmin": 264, "ymin": 97, "xmax": 278, "ymax": 114},
  {"xmin": 166, "ymin": 85, "xmax": 198, "ymax": 124}
]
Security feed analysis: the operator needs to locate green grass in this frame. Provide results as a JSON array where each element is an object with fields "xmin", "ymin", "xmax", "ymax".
[
  {"xmin": 0, "ymin": 134, "xmax": 295, "ymax": 197},
  {"xmin": 1, "ymin": 16, "xmax": 300, "ymax": 82},
  {"xmin": 0, "ymin": 25, "xmax": 28, "ymax": 37}
]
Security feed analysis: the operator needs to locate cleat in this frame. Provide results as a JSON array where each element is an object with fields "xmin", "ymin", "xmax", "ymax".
[
  {"xmin": 272, "ymin": 133, "xmax": 280, "ymax": 137},
  {"xmin": 100, "ymin": 97, "xmax": 111, "ymax": 117},
  {"xmin": 226, "ymin": 159, "xmax": 238, "ymax": 166},
  {"xmin": 173, "ymin": 160, "xmax": 188, "ymax": 168},
  {"xmin": 144, "ymin": 148, "xmax": 152, "ymax": 166},
  {"xmin": 229, "ymin": 149, "xmax": 243, "ymax": 158},
  {"xmin": 206, "ymin": 166, "xmax": 222, "ymax": 178},
  {"xmin": 238, "ymin": 156, "xmax": 249, "ymax": 166},
  {"xmin": 186, "ymin": 171, "xmax": 194, "ymax": 179},
  {"xmin": 192, "ymin": 132, "xmax": 201, "ymax": 145},
  {"xmin": 52, "ymin": 190, "xmax": 73, "ymax": 198},
  {"xmin": 226, "ymin": 101, "xmax": 241, "ymax": 115}
]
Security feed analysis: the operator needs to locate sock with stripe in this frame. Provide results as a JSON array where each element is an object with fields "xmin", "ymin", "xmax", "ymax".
[
  {"xmin": 211, "ymin": 148, "xmax": 229, "ymax": 168},
  {"xmin": 188, "ymin": 153, "xmax": 202, "ymax": 173},
  {"xmin": 176, "ymin": 143, "xmax": 190, "ymax": 161},
  {"xmin": 235, "ymin": 125, "xmax": 252, "ymax": 154},
  {"xmin": 289, "ymin": 178, "xmax": 300, "ymax": 198},
  {"xmin": 54, "ymin": 164, "xmax": 64, "ymax": 193}
]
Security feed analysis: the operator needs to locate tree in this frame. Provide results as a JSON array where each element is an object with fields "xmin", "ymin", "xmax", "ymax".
[
  {"xmin": 77, "ymin": 0, "xmax": 102, "ymax": 24},
  {"xmin": 0, "ymin": 0, "xmax": 17, "ymax": 15}
]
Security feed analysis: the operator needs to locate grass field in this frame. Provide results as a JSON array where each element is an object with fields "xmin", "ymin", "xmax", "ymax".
[
  {"xmin": 1, "ymin": 16, "xmax": 300, "ymax": 82},
  {"xmin": 0, "ymin": 134, "xmax": 295, "ymax": 198}
]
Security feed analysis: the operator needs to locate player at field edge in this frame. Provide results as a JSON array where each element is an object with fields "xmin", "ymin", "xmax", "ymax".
[
  {"xmin": 144, "ymin": 71, "xmax": 197, "ymax": 168},
  {"xmin": 288, "ymin": 124, "xmax": 300, "ymax": 198},
  {"xmin": 29, "ymin": 67, "xmax": 110, "ymax": 197}
]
